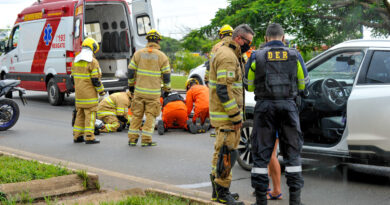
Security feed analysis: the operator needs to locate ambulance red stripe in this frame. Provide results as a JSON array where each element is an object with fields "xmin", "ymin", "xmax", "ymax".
[{"xmin": 31, "ymin": 19, "xmax": 61, "ymax": 73}]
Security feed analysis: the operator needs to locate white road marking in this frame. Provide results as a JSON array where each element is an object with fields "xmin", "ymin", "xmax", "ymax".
[{"xmin": 177, "ymin": 182, "xmax": 211, "ymax": 189}]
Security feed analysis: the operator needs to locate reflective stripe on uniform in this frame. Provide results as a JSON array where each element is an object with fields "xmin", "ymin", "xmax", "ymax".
[
  {"xmin": 161, "ymin": 65, "xmax": 170, "ymax": 72},
  {"xmin": 76, "ymin": 98, "xmax": 99, "ymax": 104},
  {"xmin": 106, "ymin": 97, "xmax": 116, "ymax": 107},
  {"xmin": 210, "ymin": 112, "xmax": 229, "ymax": 121},
  {"xmin": 97, "ymin": 111, "xmax": 116, "ymax": 117},
  {"xmin": 72, "ymin": 73, "xmax": 90, "ymax": 79},
  {"xmin": 128, "ymin": 129, "xmax": 140, "ymax": 135},
  {"xmin": 91, "ymin": 68, "xmax": 99, "ymax": 76},
  {"xmin": 285, "ymin": 166, "xmax": 302, "ymax": 173},
  {"xmin": 232, "ymin": 81, "xmax": 243, "ymax": 88},
  {"xmin": 129, "ymin": 61, "xmax": 137, "ymax": 70},
  {"xmin": 141, "ymin": 129, "xmax": 154, "ymax": 137},
  {"xmin": 73, "ymin": 125, "xmax": 84, "ymax": 132},
  {"xmin": 208, "ymin": 80, "xmax": 216, "ymax": 88},
  {"xmin": 74, "ymin": 61, "xmax": 88, "ymax": 67},
  {"xmin": 135, "ymin": 86, "xmax": 161, "ymax": 95},
  {"xmin": 217, "ymin": 69, "xmax": 227, "ymax": 79},
  {"xmin": 222, "ymin": 99, "xmax": 238, "ymax": 111},
  {"xmin": 84, "ymin": 112, "xmax": 95, "ymax": 133},
  {"xmin": 95, "ymin": 85, "xmax": 104, "ymax": 92},
  {"xmin": 137, "ymin": 68, "xmax": 161, "ymax": 77},
  {"xmin": 116, "ymin": 107, "xmax": 125, "ymax": 113},
  {"xmin": 128, "ymin": 79, "xmax": 135, "ymax": 84},
  {"xmin": 252, "ymin": 167, "xmax": 268, "ymax": 174}
]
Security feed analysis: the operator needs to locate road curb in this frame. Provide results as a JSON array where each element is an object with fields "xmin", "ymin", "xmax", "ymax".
[
  {"xmin": 146, "ymin": 188, "xmax": 221, "ymax": 205},
  {"xmin": 0, "ymin": 146, "xmax": 253, "ymax": 204}
]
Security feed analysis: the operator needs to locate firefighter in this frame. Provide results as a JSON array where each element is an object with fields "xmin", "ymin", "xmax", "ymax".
[
  {"xmin": 209, "ymin": 24, "xmax": 254, "ymax": 205},
  {"xmin": 185, "ymin": 78, "xmax": 210, "ymax": 134},
  {"xmin": 97, "ymin": 91, "xmax": 132, "ymax": 132},
  {"xmin": 204, "ymin": 24, "xmax": 234, "ymax": 86},
  {"xmin": 72, "ymin": 37, "xmax": 105, "ymax": 144},
  {"xmin": 158, "ymin": 92, "xmax": 188, "ymax": 135},
  {"xmin": 127, "ymin": 29, "xmax": 171, "ymax": 147},
  {"xmin": 245, "ymin": 23, "xmax": 309, "ymax": 205}
]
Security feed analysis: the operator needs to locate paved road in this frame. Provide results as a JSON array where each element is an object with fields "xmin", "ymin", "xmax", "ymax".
[{"xmin": 0, "ymin": 91, "xmax": 389, "ymax": 205}]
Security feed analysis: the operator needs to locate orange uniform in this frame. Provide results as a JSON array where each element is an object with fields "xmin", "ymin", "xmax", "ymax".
[
  {"xmin": 161, "ymin": 95, "xmax": 188, "ymax": 129},
  {"xmin": 186, "ymin": 84, "xmax": 210, "ymax": 123}
]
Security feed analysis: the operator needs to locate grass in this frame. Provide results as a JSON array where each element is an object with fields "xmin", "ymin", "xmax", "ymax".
[
  {"xmin": 0, "ymin": 156, "xmax": 72, "ymax": 184},
  {"xmin": 171, "ymin": 75, "xmax": 187, "ymax": 90},
  {"xmin": 99, "ymin": 192, "xmax": 202, "ymax": 205}
]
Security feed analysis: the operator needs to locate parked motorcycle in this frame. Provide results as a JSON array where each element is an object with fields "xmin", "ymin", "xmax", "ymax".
[{"xmin": 0, "ymin": 80, "xmax": 27, "ymax": 131}]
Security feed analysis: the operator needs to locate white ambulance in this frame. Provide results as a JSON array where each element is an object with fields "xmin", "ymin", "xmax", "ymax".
[{"xmin": 0, "ymin": 0, "xmax": 155, "ymax": 105}]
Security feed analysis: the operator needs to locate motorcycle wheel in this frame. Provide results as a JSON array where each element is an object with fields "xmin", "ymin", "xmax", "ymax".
[{"xmin": 0, "ymin": 98, "xmax": 20, "ymax": 131}]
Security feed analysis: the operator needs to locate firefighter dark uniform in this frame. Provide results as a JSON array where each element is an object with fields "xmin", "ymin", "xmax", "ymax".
[
  {"xmin": 97, "ymin": 91, "xmax": 132, "ymax": 132},
  {"xmin": 209, "ymin": 38, "xmax": 244, "ymax": 205},
  {"xmin": 127, "ymin": 29, "xmax": 170, "ymax": 147},
  {"xmin": 245, "ymin": 40, "xmax": 309, "ymax": 205},
  {"xmin": 72, "ymin": 38, "xmax": 105, "ymax": 144}
]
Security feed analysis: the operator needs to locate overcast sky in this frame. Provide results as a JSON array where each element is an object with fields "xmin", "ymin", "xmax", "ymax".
[{"xmin": 0, "ymin": 0, "xmax": 228, "ymax": 39}]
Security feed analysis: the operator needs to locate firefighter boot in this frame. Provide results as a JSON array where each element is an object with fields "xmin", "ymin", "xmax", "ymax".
[
  {"xmin": 252, "ymin": 190, "xmax": 267, "ymax": 205},
  {"xmin": 196, "ymin": 118, "xmax": 204, "ymax": 133},
  {"xmin": 202, "ymin": 117, "xmax": 211, "ymax": 131},
  {"xmin": 215, "ymin": 183, "xmax": 244, "ymax": 205},
  {"xmin": 210, "ymin": 174, "xmax": 239, "ymax": 202},
  {"xmin": 73, "ymin": 136, "xmax": 84, "ymax": 143},
  {"xmin": 187, "ymin": 119, "xmax": 197, "ymax": 134},
  {"xmin": 290, "ymin": 189, "xmax": 303, "ymax": 205},
  {"xmin": 85, "ymin": 137, "xmax": 100, "ymax": 144},
  {"xmin": 128, "ymin": 139, "xmax": 138, "ymax": 146}
]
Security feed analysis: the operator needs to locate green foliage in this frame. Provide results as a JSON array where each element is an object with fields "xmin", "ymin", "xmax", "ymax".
[
  {"xmin": 196, "ymin": 0, "xmax": 390, "ymax": 51},
  {"xmin": 160, "ymin": 36, "xmax": 183, "ymax": 62},
  {"xmin": 181, "ymin": 30, "xmax": 218, "ymax": 53},
  {"xmin": 171, "ymin": 75, "xmax": 188, "ymax": 90},
  {"xmin": 0, "ymin": 156, "xmax": 72, "ymax": 184},
  {"xmin": 98, "ymin": 192, "xmax": 202, "ymax": 205},
  {"xmin": 174, "ymin": 50, "xmax": 206, "ymax": 74},
  {"xmin": 76, "ymin": 170, "xmax": 89, "ymax": 189}
]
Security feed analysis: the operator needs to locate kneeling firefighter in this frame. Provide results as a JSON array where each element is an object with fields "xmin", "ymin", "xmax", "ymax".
[
  {"xmin": 97, "ymin": 91, "xmax": 132, "ymax": 132},
  {"xmin": 158, "ymin": 92, "xmax": 188, "ymax": 135},
  {"xmin": 185, "ymin": 78, "xmax": 210, "ymax": 134},
  {"xmin": 71, "ymin": 37, "xmax": 105, "ymax": 144}
]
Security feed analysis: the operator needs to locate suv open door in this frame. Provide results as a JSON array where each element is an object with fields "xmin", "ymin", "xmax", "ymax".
[{"xmin": 128, "ymin": 0, "xmax": 155, "ymax": 51}]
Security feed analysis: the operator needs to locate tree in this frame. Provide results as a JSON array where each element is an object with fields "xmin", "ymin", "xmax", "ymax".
[
  {"xmin": 174, "ymin": 50, "xmax": 206, "ymax": 74},
  {"xmin": 196, "ymin": 0, "xmax": 390, "ymax": 52},
  {"xmin": 160, "ymin": 36, "xmax": 183, "ymax": 62},
  {"xmin": 181, "ymin": 30, "xmax": 218, "ymax": 54}
]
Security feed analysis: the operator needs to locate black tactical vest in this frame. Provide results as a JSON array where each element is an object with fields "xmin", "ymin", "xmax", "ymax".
[
  {"xmin": 163, "ymin": 93, "xmax": 184, "ymax": 107},
  {"xmin": 254, "ymin": 47, "xmax": 298, "ymax": 99}
]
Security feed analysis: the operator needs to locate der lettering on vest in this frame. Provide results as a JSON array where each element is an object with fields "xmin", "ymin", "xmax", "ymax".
[{"xmin": 254, "ymin": 47, "xmax": 298, "ymax": 99}]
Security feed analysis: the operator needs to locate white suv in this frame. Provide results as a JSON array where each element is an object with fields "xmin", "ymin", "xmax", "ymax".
[{"xmin": 189, "ymin": 40, "xmax": 390, "ymax": 170}]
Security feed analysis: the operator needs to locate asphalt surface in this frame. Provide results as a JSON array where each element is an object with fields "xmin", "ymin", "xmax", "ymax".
[{"xmin": 0, "ymin": 91, "xmax": 389, "ymax": 205}]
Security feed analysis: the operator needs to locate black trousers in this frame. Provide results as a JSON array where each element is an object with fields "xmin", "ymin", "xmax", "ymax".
[{"xmin": 251, "ymin": 100, "xmax": 304, "ymax": 192}]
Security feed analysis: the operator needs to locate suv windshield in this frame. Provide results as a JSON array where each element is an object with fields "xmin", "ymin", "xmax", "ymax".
[{"xmin": 309, "ymin": 51, "xmax": 364, "ymax": 81}]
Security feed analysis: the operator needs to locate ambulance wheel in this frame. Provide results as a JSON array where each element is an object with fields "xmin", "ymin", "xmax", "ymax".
[
  {"xmin": 47, "ymin": 78, "xmax": 64, "ymax": 106},
  {"xmin": 237, "ymin": 119, "xmax": 254, "ymax": 171}
]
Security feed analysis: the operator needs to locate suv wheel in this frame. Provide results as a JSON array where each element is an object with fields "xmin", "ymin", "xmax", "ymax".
[
  {"xmin": 47, "ymin": 78, "xmax": 64, "ymax": 106},
  {"xmin": 237, "ymin": 119, "xmax": 254, "ymax": 171}
]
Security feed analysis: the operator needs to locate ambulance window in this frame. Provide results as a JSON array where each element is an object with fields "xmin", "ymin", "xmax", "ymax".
[
  {"xmin": 85, "ymin": 23, "xmax": 102, "ymax": 43},
  {"xmin": 75, "ymin": 18, "xmax": 80, "ymax": 38},
  {"xmin": 136, "ymin": 15, "xmax": 151, "ymax": 36},
  {"xmin": 9, "ymin": 26, "xmax": 19, "ymax": 49}
]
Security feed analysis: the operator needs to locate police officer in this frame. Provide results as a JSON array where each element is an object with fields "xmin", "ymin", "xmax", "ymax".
[
  {"xmin": 204, "ymin": 24, "xmax": 234, "ymax": 86},
  {"xmin": 127, "ymin": 29, "xmax": 170, "ymax": 147},
  {"xmin": 245, "ymin": 23, "xmax": 309, "ymax": 205},
  {"xmin": 209, "ymin": 24, "xmax": 254, "ymax": 205},
  {"xmin": 72, "ymin": 37, "xmax": 105, "ymax": 144}
]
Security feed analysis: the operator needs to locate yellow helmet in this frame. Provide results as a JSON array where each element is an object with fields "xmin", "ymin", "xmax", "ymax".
[
  {"xmin": 82, "ymin": 37, "xmax": 99, "ymax": 53},
  {"xmin": 219, "ymin": 24, "xmax": 233, "ymax": 36},
  {"xmin": 146, "ymin": 29, "xmax": 162, "ymax": 41},
  {"xmin": 185, "ymin": 78, "xmax": 199, "ymax": 90}
]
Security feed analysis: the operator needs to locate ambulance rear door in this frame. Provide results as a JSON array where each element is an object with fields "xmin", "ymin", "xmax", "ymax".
[
  {"xmin": 73, "ymin": 0, "xmax": 85, "ymax": 54},
  {"xmin": 129, "ymin": 0, "xmax": 155, "ymax": 52}
]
